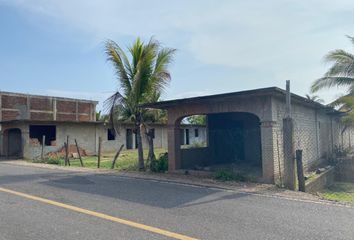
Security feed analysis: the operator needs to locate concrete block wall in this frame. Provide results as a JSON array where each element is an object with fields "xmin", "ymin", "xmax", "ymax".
[{"xmin": 271, "ymin": 96, "xmax": 348, "ymax": 185}]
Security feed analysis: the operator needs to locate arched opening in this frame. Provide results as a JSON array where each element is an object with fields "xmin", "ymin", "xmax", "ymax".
[
  {"xmin": 3, "ymin": 128, "xmax": 22, "ymax": 158},
  {"xmin": 178, "ymin": 112, "xmax": 262, "ymax": 179}
]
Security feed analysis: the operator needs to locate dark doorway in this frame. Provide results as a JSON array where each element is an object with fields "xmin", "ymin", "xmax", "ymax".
[
  {"xmin": 208, "ymin": 112, "xmax": 261, "ymax": 166},
  {"xmin": 126, "ymin": 129, "xmax": 133, "ymax": 149},
  {"xmin": 107, "ymin": 128, "xmax": 115, "ymax": 141},
  {"xmin": 29, "ymin": 125, "xmax": 56, "ymax": 146},
  {"xmin": 7, "ymin": 128, "xmax": 22, "ymax": 157},
  {"xmin": 185, "ymin": 129, "xmax": 190, "ymax": 145}
]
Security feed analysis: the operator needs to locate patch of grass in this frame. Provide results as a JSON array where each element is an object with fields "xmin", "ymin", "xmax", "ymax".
[
  {"xmin": 214, "ymin": 169, "xmax": 248, "ymax": 182},
  {"xmin": 319, "ymin": 182, "xmax": 354, "ymax": 203},
  {"xmin": 52, "ymin": 148, "xmax": 167, "ymax": 171}
]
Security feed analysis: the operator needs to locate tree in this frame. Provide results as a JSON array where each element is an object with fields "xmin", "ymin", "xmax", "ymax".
[
  {"xmin": 96, "ymin": 111, "xmax": 109, "ymax": 122},
  {"xmin": 305, "ymin": 94, "xmax": 324, "ymax": 104},
  {"xmin": 311, "ymin": 35, "xmax": 354, "ymax": 93},
  {"xmin": 186, "ymin": 115, "xmax": 207, "ymax": 125},
  {"xmin": 104, "ymin": 38, "xmax": 175, "ymax": 170},
  {"xmin": 330, "ymin": 95, "xmax": 354, "ymax": 147}
]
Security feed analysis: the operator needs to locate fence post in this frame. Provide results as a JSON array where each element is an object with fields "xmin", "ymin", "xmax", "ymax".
[
  {"xmin": 97, "ymin": 136, "xmax": 102, "ymax": 168},
  {"xmin": 66, "ymin": 135, "xmax": 70, "ymax": 166},
  {"xmin": 296, "ymin": 149, "xmax": 305, "ymax": 192},
  {"xmin": 41, "ymin": 135, "xmax": 46, "ymax": 160},
  {"xmin": 111, "ymin": 144, "xmax": 124, "ymax": 169},
  {"xmin": 75, "ymin": 139, "xmax": 84, "ymax": 167}
]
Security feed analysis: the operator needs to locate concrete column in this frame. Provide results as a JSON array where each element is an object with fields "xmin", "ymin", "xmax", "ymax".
[
  {"xmin": 53, "ymin": 99, "xmax": 57, "ymax": 120},
  {"xmin": 167, "ymin": 125, "xmax": 182, "ymax": 171},
  {"xmin": 260, "ymin": 121, "xmax": 277, "ymax": 183},
  {"xmin": 0, "ymin": 92, "xmax": 2, "ymax": 122},
  {"xmin": 75, "ymin": 101, "xmax": 79, "ymax": 121},
  {"xmin": 26, "ymin": 95, "xmax": 31, "ymax": 119},
  {"xmin": 283, "ymin": 117, "xmax": 296, "ymax": 190}
]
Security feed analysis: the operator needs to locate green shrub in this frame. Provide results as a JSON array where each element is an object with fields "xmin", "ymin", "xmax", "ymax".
[
  {"xmin": 32, "ymin": 157, "xmax": 60, "ymax": 165},
  {"xmin": 46, "ymin": 158, "xmax": 60, "ymax": 165},
  {"xmin": 334, "ymin": 145, "xmax": 349, "ymax": 157},
  {"xmin": 214, "ymin": 169, "xmax": 247, "ymax": 182},
  {"xmin": 151, "ymin": 153, "xmax": 168, "ymax": 172}
]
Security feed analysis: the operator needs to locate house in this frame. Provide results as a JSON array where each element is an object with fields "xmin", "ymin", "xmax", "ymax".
[
  {"xmin": 0, "ymin": 91, "xmax": 206, "ymax": 159},
  {"xmin": 142, "ymin": 87, "xmax": 354, "ymax": 184}
]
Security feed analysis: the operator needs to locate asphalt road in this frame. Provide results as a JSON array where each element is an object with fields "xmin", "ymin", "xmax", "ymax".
[{"xmin": 0, "ymin": 163, "xmax": 353, "ymax": 240}]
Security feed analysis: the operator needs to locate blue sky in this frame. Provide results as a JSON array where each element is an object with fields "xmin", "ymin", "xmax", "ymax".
[{"xmin": 1, "ymin": 0, "xmax": 354, "ymax": 110}]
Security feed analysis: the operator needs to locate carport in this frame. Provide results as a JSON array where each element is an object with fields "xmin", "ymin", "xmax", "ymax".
[{"xmin": 143, "ymin": 87, "xmax": 280, "ymax": 183}]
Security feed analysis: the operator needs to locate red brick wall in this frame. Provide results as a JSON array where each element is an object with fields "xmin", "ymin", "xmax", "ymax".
[
  {"xmin": 1, "ymin": 110, "xmax": 20, "ymax": 121},
  {"xmin": 79, "ymin": 115, "xmax": 90, "ymax": 121},
  {"xmin": 30, "ymin": 97, "xmax": 52, "ymax": 111},
  {"xmin": 56, "ymin": 101, "xmax": 76, "ymax": 113},
  {"xmin": 30, "ymin": 112, "xmax": 53, "ymax": 121},
  {"xmin": 57, "ymin": 114, "xmax": 76, "ymax": 121},
  {"xmin": 1, "ymin": 95, "xmax": 26, "ymax": 108},
  {"xmin": 78, "ymin": 102, "xmax": 91, "ymax": 114},
  {"xmin": 1, "ymin": 93, "xmax": 95, "ymax": 122}
]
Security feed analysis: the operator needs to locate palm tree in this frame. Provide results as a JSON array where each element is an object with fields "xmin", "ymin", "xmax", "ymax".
[
  {"xmin": 305, "ymin": 94, "xmax": 324, "ymax": 104},
  {"xmin": 104, "ymin": 38, "xmax": 175, "ymax": 170},
  {"xmin": 311, "ymin": 35, "xmax": 354, "ymax": 93}
]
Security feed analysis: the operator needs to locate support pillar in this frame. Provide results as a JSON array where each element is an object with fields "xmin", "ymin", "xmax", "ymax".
[
  {"xmin": 260, "ymin": 121, "xmax": 277, "ymax": 183},
  {"xmin": 283, "ymin": 117, "xmax": 296, "ymax": 190},
  {"xmin": 167, "ymin": 124, "xmax": 181, "ymax": 171}
]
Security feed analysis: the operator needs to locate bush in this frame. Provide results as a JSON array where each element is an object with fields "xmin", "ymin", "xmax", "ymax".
[
  {"xmin": 46, "ymin": 158, "xmax": 60, "ymax": 165},
  {"xmin": 334, "ymin": 145, "xmax": 349, "ymax": 158},
  {"xmin": 214, "ymin": 169, "xmax": 247, "ymax": 182},
  {"xmin": 151, "ymin": 153, "xmax": 168, "ymax": 172},
  {"xmin": 32, "ymin": 157, "xmax": 60, "ymax": 165}
]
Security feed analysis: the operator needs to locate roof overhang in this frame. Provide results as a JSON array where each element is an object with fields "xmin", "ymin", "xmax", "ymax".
[{"xmin": 140, "ymin": 87, "xmax": 340, "ymax": 114}]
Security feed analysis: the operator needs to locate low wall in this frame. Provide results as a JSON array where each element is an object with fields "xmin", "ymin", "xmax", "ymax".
[
  {"xmin": 305, "ymin": 167, "xmax": 335, "ymax": 193},
  {"xmin": 336, "ymin": 157, "xmax": 354, "ymax": 182},
  {"xmin": 181, "ymin": 147, "xmax": 210, "ymax": 169}
]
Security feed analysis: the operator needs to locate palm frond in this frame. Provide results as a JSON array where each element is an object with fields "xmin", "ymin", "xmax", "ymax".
[
  {"xmin": 105, "ymin": 40, "xmax": 132, "ymax": 94},
  {"xmin": 311, "ymin": 77, "xmax": 354, "ymax": 92},
  {"xmin": 346, "ymin": 35, "xmax": 354, "ymax": 46}
]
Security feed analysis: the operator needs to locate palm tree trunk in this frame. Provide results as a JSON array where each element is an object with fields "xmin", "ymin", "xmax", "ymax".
[
  {"xmin": 136, "ymin": 124, "xmax": 145, "ymax": 170},
  {"xmin": 147, "ymin": 131, "xmax": 156, "ymax": 168}
]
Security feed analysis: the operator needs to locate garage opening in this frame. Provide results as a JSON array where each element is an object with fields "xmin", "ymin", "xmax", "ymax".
[
  {"xmin": 29, "ymin": 125, "xmax": 56, "ymax": 146},
  {"xmin": 179, "ymin": 112, "xmax": 262, "ymax": 179}
]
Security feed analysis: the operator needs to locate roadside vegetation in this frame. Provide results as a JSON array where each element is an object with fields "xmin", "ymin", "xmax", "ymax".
[
  {"xmin": 319, "ymin": 182, "xmax": 354, "ymax": 204},
  {"xmin": 32, "ymin": 148, "xmax": 168, "ymax": 172}
]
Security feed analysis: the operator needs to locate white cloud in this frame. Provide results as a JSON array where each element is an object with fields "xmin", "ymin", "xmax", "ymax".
[{"xmin": 2, "ymin": 0, "xmax": 354, "ymax": 103}]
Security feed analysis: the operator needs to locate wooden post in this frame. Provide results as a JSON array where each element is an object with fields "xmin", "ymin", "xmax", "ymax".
[
  {"xmin": 66, "ymin": 136, "xmax": 70, "ymax": 166},
  {"xmin": 75, "ymin": 139, "xmax": 84, "ymax": 167},
  {"xmin": 97, "ymin": 136, "xmax": 102, "ymax": 168},
  {"xmin": 64, "ymin": 142, "xmax": 68, "ymax": 166},
  {"xmin": 41, "ymin": 135, "xmax": 46, "ymax": 160},
  {"xmin": 296, "ymin": 150, "xmax": 305, "ymax": 192},
  {"xmin": 111, "ymin": 144, "xmax": 124, "ymax": 169}
]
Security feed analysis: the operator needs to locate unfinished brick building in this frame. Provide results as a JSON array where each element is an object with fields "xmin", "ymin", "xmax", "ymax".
[
  {"xmin": 0, "ymin": 91, "xmax": 207, "ymax": 160},
  {"xmin": 0, "ymin": 91, "xmax": 98, "ymax": 159}
]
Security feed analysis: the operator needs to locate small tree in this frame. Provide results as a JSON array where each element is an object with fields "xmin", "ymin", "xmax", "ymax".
[{"xmin": 105, "ymin": 38, "xmax": 175, "ymax": 170}]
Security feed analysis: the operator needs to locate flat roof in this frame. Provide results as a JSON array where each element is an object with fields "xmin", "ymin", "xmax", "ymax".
[
  {"xmin": 141, "ymin": 87, "xmax": 336, "ymax": 112},
  {"xmin": 0, "ymin": 119, "xmax": 102, "ymax": 125}
]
